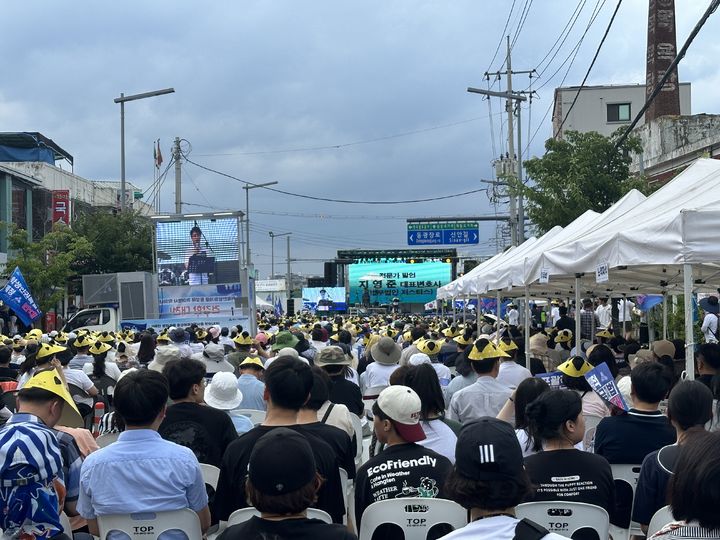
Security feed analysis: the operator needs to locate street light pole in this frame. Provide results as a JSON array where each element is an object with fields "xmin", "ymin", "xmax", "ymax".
[
  {"xmin": 114, "ymin": 87, "xmax": 175, "ymax": 212},
  {"xmin": 269, "ymin": 231, "xmax": 291, "ymax": 279},
  {"xmin": 243, "ymin": 182, "xmax": 278, "ymax": 271}
]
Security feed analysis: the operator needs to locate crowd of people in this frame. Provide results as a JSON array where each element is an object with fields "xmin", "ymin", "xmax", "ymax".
[{"xmin": 0, "ymin": 301, "xmax": 720, "ymax": 539}]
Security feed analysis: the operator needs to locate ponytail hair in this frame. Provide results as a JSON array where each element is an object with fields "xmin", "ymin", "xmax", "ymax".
[{"xmin": 525, "ymin": 389, "xmax": 582, "ymax": 445}]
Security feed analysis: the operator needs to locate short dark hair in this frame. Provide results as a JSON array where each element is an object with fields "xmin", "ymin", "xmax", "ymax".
[
  {"xmin": 162, "ymin": 358, "xmax": 206, "ymax": 400},
  {"xmin": 444, "ymin": 468, "xmax": 532, "ymax": 511},
  {"xmin": 669, "ymin": 431, "xmax": 720, "ymax": 529},
  {"xmin": 403, "ymin": 364, "xmax": 445, "ymax": 420},
  {"xmin": 265, "ymin": 356, "xmax": 313, "ymax": 411},
  {"xmin": 245, "ymin": 472, "xmax": 322, "ymax": 514},
  {"xmin": 305, "ymin": 367, "xmax": 331, "ymax": 411},
  {"xmin": 525, "ymin": 389, "xmax": 582, "ymax": 444},
  {"xmin": 588, "ymin": 344, "xmax": 618, "ymax": 378},
  {"xmin": 0, "ymin": 345, "xmax": 11, "ymax": 365},
  {"xmin": 114, "ymin": 370, "xmax": 169, "ymax": 426},
  {"xmin": 698, "ymin": 343, "xmax": 720, "ymax": 370},
  {"xmin": 311, "ymin": 328, "xmax": 325, "ymax": 341},
  {"xmin": 559, "ymin": 306, "xmax": 568, "ymax": 316},
  {"xmin": 410, "ymin": 327, "xmax": 426, "ymax": 342},
  {"xmin": 17, "ymin": 386, "xmax": 62, "ymax": 405},
  {"xmin": 668, "ymin": 380, "xmax": 713, "ymax": 430},
  {"xmin": 190, "ymin": 226, "xmax": 201, "ymax": 237},
  {"xmin": 631, "ymin": 362, "xmax": 673, "ymax": 403}
]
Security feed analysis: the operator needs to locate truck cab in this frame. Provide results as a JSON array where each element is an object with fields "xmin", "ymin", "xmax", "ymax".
[{"xmin": 62, "ymin": 307, "xmax": 119, "ymax": 334}]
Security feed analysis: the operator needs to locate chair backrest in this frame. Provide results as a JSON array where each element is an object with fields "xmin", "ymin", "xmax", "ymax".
[
  {"xmin": 338, "ymin": 467, "xmax": 349, "ymax": 525},
  {"xmin": 610, "ymin": 464, "xmax": 643, "ymax": 538},
  {"xmin": 647, "ymin": 505, "xmax": 674, "ymax": 538},
  {"xmin": 2, "ymin": 390, "xmax": 17, "ymax": 414},
  {"xmin": 0, "ymin": 380, "xmax": 18, "ymax": 393},
  {"xmin": 90, "ymin": 374, "xmax": 117, "ymax": 398},
  {"xmin": 359, "ymin": 497, "xmax": 467, "ymax": 540},
  {"xmin": 67, "ymin": 383, "xmax": 90, "ymax": 403},
  {"xmin": 200, "ymin": 463, "xmax": 220, "ymax": 491},
  {"xmin": 96, "ymin": 432, "xmax": 121, "ymax": 448},
  {"xmin": 59, "ymin": 511, "xmax": 72, "ymax": 537},
  {"xmin": 349, "ymin": 413, "xmax": 364, "ymax": 464},
  {"xmin": 516, "ymin": 501, "xmax": 610, "ymax": 539},
  {"xmin": 582, "ymin": 415, "xmax": 603, "ymax": 452},
  {"xmin": 97, "ymin": 509, "xmax": 202, "ymax": 539},
  {"xmin": 227, "ymin": 506, "xmax": 332, "ymax": 526},
  {"xmin": 233, "ymin": 408, "xmax": 266, "ymax": 425}
]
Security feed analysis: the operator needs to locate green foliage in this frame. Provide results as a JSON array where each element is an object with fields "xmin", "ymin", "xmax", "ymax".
[
  {"xmin": 71, "ymin": 210, "xmax": 153, "ymax": 275},
  {"xmin": 4, "ymin": 223, "xmax": 93, "ymax": 313},
  {"xmin": 517, "ymin": 130, "xmax": 648, "ymax": 234}
]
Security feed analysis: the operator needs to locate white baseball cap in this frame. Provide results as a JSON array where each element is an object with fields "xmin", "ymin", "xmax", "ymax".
[{"xmin": 376, "ymin": 385, "xmax": 425, "ymax": 443}]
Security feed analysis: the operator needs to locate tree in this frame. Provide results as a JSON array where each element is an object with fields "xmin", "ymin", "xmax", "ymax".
[
  {"xmin": 517, "ymin": 130, "xmax": 648, "ymax": 234},
  {"xmin": 4, "ymin": 223, "xmax": 93, "ymax": 314},
  {"xmin": 71, "ymin": 210, "xmax": 153, "ymax": 275}
]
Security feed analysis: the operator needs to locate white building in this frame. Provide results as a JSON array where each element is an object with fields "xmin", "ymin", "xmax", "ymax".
[{"xmin": 552, "ymin": 83, "xmax": 691, "ymax": 139}]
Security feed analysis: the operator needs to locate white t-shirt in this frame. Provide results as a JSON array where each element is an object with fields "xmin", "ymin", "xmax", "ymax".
[
  {"xmin": 550, "ymin": 306, "xmax": 560, "ymax": 326},
  {"xmin": 438, "ymin": 514, "xmax": 566, "ymax": 540},
  {"xmin": 516, "ymin": 428, "xmax": 584, "ymax": 458},
  {"xmin": 496, "ymin": 361, "xmax": 532, "ymax": 389},
  {"xmin": 507, "ymin": 308, "xmax": 520, "ymax": 326},
  {"xmin": 701, "ymin": 312, "xmax": 719, "ymax": 343},
  {"xmin": 63, "ymin": 368, "xmax": 96, "ymax": 408},
  {"xmin": 418, "ymin": 419, "xmax": 457, "ymax": 464},
  {"xmin": 618, "ymin": 299, "xmax": 635, "ymax": 322},
  {"xmin": 82, "ymin": 361, "xmax": 122, "ymax": 381},
  {"xmin": 595, "ymin": 304, "xmax": 612, "ymax": 329},
  {"xmin": 364, "ymin": 362, "xmax": 399, "ymax": 389}
]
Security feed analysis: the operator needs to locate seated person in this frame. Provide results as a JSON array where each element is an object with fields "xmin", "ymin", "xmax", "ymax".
[
  {"xmin": 217, "ymin": 428, "xmax": 355, "ymax": 540},
  {"xmin": 440, "ymin": 417, "xmax": 566, "ymax": 540},
  {"xmin": 78, "ymin": 369, "xmax": 211, "ymax": 537},
  {"xmin": 523, "ymin": 390, "xmax": 615, "ymax": 519}
]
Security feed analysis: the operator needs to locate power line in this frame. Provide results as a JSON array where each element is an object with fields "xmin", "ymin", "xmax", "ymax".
[
  {"xmin": 485, "ymin": 0, "xmax": 518, "ymax": 72},
  {"xmin": 555, "ymin": 0, "xmax": 624, "ymax": 136},
  {"xmin": 511, "ymin": 0, "xmax": 535, "ymax": 49},
  {"xmin": 183, "ymin": 155, "xmax": 488, "ymax": 205},
  {"xmin": 532, "ymin": 0, "xmax": 588, "ymax": 79},
  {"xmin": 615, "ymin": 0, "xmax": 720, "ymax": 149}
]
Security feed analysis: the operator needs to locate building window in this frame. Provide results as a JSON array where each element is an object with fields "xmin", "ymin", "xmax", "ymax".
[{"xmin": 607, "ymin": 103, "xmax": 631, "ymax": 123}]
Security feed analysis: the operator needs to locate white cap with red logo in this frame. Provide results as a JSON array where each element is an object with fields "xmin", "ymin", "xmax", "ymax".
[{"xmin": 377, "ymin": 385, "xmax": 426, "ymax": 442}]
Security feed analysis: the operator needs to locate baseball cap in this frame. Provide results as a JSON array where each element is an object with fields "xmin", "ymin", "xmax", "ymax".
[
  {"xmin": 455, "ymin": 417, "xmax": 524, "ymax": 481},
  {"xmin": 376, "ymin": 385, "xmax": 425, "ymax": 443},
  {"xmin": 248, "ymin": 428, "xmax": 316, "ymax": 495}
]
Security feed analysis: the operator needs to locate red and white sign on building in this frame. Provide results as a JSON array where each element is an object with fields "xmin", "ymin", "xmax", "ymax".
[{"xmin": 52, "ymin": 190, "xmax": 71, "ymax": 225}]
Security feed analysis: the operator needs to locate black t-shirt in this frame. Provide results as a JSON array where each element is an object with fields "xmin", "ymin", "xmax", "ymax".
[
  {"xmin": 217, "ymin": 516, "xmax": 356, "ymax": 540},
  {"xmin": 327, "ymin": 377, "xmax": 364, "ymax": 417},
  {"xmin": 355, "ymin": 443, "xmax": 452, "ymax": 536},
  {"xmin": 158, "ymin": 402, "xmax": 238, "ymax": 468},
  {"xmin": 299, "ymin": 422, "xmax": 356, "ymax": 479},
  {"xmin": 632, "ymin": 444, "xmax": 680, "ymax": 525},
  {"xmin": 214, "ymin": 424, "xmax": 345, "ymax": 524},
  {"xmin": 594, "ymin": 409, "xmax": 676, "ymax": 464},
  {"xmin": 555, "ymin": 316, "xmax": 575, "ymax": 332},
  {"xmin": 697, "ymin": 373, "xmax": 714, "ymax": 390},
  {"xmin": 524, "ymin": 449, "xmax": 615, "ymax": 515},
  {"xmin": 0, "ymin": 366, "xmax": 18, "ymax": 380}
]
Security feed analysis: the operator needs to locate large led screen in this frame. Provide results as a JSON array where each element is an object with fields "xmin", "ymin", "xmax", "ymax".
[
  {"xmin": 302, "ymin": 287, "xmax": 347, "ymax": 313},
  {"xmin": 156, "ymin": 217, "xmax": 239, "ymax": 286},
  {"xmin": 348, "ymin": 261, "xmax": 452, "ymax": 305}
]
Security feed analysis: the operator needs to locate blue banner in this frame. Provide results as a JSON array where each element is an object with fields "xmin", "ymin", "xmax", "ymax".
[
  {"xmin": 0, "ymin": 267, "xmax": 42, "ymax": 326},
  {"xmin": 584, "ymin": 362, "xmax": 629, "ymax": 411}
]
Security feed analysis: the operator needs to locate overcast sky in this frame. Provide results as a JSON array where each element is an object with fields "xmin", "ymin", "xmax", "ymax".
[{"xmin": 3, "ymin": 0, "xmax": 718, "ymax": 277}]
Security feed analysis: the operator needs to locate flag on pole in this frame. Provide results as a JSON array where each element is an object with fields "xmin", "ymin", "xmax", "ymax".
[
  {"xmin": 153, "ymin": 144, "xmax": 157, "ymax": 168},
  {"xmin": 155, "ymin": 140, "xmax": 163, "ymax": 169},
  {"xmin": 275, "ymin": 298, "xmax": 284, "ymax": 317}
]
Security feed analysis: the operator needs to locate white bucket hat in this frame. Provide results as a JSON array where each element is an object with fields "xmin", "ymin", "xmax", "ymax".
[{"xmin": 204, "ymin": 372, "xmax": 243, "ymax": 410}]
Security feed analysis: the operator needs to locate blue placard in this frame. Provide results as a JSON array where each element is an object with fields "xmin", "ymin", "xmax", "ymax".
[
  {"xmin": 0, "ymin": 267, "xmax": 42, "ymax": 326},
  {"xmin": 536, "ymin": 371, "xmax": 565, "ymax": 390},
  {"xmin": 585, "ymin": 362, "xmax": 630, "ymax": 411}
]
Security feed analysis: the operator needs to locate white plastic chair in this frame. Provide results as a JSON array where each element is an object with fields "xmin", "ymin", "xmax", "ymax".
[
  {"xmin": 582, "ymin": 414, "xmax": 602, "ymax": 452},
  {"xmin": 233, "ymin": 408, "xmax": 266, "ymax": 425},
  {"xmin": 59, "ymin": 511, "xmax": 72, "ymax": 537},
  {"xmin": 227, "ymin": 506, "xmax": 332, "ymax": 526},
  {"xmin": 516, "ymin": 501, "xmax": 610, "ymax": 539},
  {"xmin": 647, "ymin": 505, "xmax": 674, "ymax": 538},
  {"xmin": 349, "ymin": 413, "xmax": 364, "ymax": 466},
  {"xmin": 95, "ymin": 432, "xmax": 121, "ymax": 447},
  {"xmin": 97, "ymin": 509, "xmax": 202, "ymax": 539},
  {"xmin": 358, "ymin": 497, "xmax": 467, "ymax": 540},
  {"xmin": 200, "ymin": 463, "xmax": 220, "ymax": 490},
  {"xmin": 339, "ymin": 467, "xmax": 349, "ymax": 525},
  {"xmin": 609, "ymin": 463, "xmax": 643, "ymax": 540}
]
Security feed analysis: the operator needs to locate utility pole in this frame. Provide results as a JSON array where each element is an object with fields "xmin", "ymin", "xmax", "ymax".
[
  {"xmin": 471, "ymin": 38, "xmax": 535, "ymax": 246},
  {"xmin": 173, "ymin": 137, "xmax": 182, "ymax": 214},
  {"xmin": 286, "ymin": 235, "xmax": 292, "ymax": 315}
]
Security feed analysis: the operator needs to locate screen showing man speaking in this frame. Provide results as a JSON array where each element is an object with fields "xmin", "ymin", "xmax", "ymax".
[
  {"xmin": 155, "ymin": 217, "xmax": 239, "ymax": 286},
  {"xmin": 302, "ymin": 287, "xmax": 347, "ymax": 313}
]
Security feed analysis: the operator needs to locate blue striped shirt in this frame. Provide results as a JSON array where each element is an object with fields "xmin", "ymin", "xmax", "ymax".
[{"xmin": 0, "ymin": 413, "xmax": 63, "ymax": 484}]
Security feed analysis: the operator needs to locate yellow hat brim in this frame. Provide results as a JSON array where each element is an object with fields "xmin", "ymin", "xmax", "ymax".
[
  {"xmin": 557, "ymin": 358, "xmax": 593, "ymax": 377},
  {"xmin": 468, "ymin": 342, "xmax": 509, "ymax": 361},
  {"xmin": 23, "ymin": 370, "xmax": 83, "ymax": 428}
]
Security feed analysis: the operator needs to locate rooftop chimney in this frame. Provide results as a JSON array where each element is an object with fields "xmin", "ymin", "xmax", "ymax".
[{"xmin": 645, "ymin": 0, "xmax": 680, "ymax": 122}]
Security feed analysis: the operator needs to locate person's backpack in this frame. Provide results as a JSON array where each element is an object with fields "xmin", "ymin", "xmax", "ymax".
[{"xmin": 514, "ymin": 518, "xmax": 550, "ymax": 540}]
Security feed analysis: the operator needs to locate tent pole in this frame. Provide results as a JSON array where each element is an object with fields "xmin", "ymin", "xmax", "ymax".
[
  {"xmin": 440, "ymin": 299, "xmax": 444, "ymax": 320},
  {"xmin": 623, "ymin": 294, "xmax": 628, "ymax": 338},
  {"xmin": 462, "ymin": 295, "xmax": 468, "ymax": 325},
  {"xmin": 575, "ymin": 276, "xmax": 581, "ymax": 354},
  {"xmin": 683, "ymin": 264, "xmax": 695, "ymax": 379},
  {"xmin": 662, "ymin": 293, "xmax": 668, "ymax": 341},
  {"xmin": 476, "ymin": 294, "xmax": 482, "ymax": 328},
  {"xmin": 524, "ymin": 286, "xmax": 531, "ymax": 370},
  {"xmin": 496, "ymin": 289, "xmax": 502, "ymax": 344}
]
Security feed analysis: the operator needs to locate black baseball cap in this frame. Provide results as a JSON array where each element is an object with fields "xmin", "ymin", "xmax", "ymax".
[
  {"xmin": 455, "ymin": 417, "xmax": 524, "ymax": 481},
  {"xmin": 248, "ymin": 428, "xmax": 316, "ymax": 495}
]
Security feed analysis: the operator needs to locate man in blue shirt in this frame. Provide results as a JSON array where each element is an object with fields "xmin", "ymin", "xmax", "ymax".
[
  {"xmin": 237, "ymin": 356, "xmax": 266, "ymax": 410},
  {"xmin": 78, "ymin": 369, "xmax": 210, "ymax": 538}
]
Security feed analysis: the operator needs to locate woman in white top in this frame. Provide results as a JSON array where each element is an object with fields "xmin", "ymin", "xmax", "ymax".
[
  {"xmin": 400, "ymin": 363, "xmax": 458, "ymax": 464},
  {"xmin": 83, "ymin": 341, "xmax": 122, "ymax": 381},
  {"xmin": 363, "ymin": 336, "xmax": 400, "ymax": 390}
]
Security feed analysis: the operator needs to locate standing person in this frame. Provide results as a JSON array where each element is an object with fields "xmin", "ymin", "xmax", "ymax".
[
  {"xmin": 595, "ymin": 297, "xmax": 612, "ymax": 330},
  {"xmin": 694, "ymin": 343, "xmax": 720, "ymax": 390},
  {"xmin": 355, "ymin": 386, "xmax": 453, "ymax": 538},
  {"xmin": 158, "ymin": 358, "xmax": 238, "ymax": 467},
  {"xmin": 214, "ymin": 356, "xmax": 346, "ymax": 524},
  {"xmin": 0, "ymin": 370, "xmax": 82, "ymax": 539},
  {"xmin": 700, "ymin": 295, "xmax": 720, "ymax": 344},
  {"xmin": 216, "ymin": 429, "xmax": 356, "ymax": 540},
  {"xmin": 617, "ymin": 297, "xmax": 635, "ymax": 337},
  {"xmin": 506, "ymin": 303, "xmax": 520, "ymax": 327},
  {"xmin": 633, "ymin": 381, "xmax": 713, "ymax": 534},
  {"xmin": 439, "ymin": 418, "xmax": 566, "ymax": 540},
  {"xmin": 448, "ymin": 339, "xmax": 512, "ymax": 423},
  {"xmin": 549, "ymin": 300, "xmax": 561, "ymax": 327},
  {"xmin": 77, "ymin": 370, "xmax": 211, "ymax": 537},
  {"xmin": 186, "ymin": 225, "xmax": 209, "ymax": 285},
  {"xmin": 523, "ymin": 390, "xmax": 615, "ymax": 516},
  {"xmin": 579, "ymin": 298, "xmax": 598, "ymax": 341}
]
